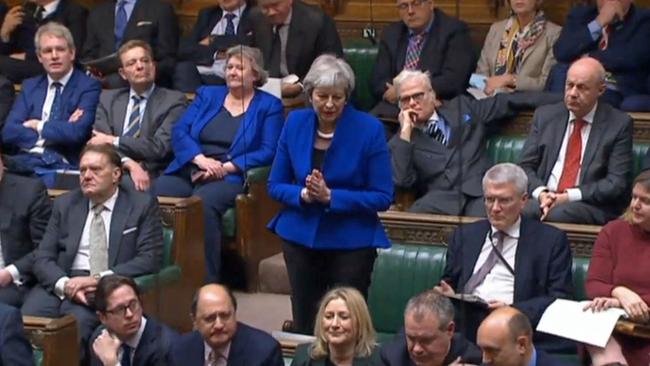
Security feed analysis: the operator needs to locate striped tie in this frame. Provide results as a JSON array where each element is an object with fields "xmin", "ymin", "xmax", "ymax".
[
  {"xmin": 123, "ymin": 95, "xmax": 143, "ymax": 137},
  {"xmin": 425, "ymin": 119, "xmax": 447, "ymax": 145},
  {"xmin": 404, "ymin": 32, "xmax": 425, "ymax": 70}
]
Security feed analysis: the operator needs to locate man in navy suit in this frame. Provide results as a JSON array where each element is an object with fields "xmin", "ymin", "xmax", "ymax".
[
  {"xmin": 434, "ymin": 163, "xmax": 574, "ymax": 353},
  {"xmin": 477, "ymin": 307, "xmax": 570, "ymax": 366},
  {"xmin": 90, "ymin": 275, "xmax": 177, "ymax": 366},
  {"xmin": 0, "ymin": 302, "xmax": 34, "ymax": 366},
  {"xmin": 551, "ymin": 0, "xmax": 650, "ymax": 108},
  {"xmin": 1, "ymin": 22, "xmax": 101, "ymax": 177},
  {"xmin": 171, "ymin": 284, "xmax": 284, "ymax": 366}
]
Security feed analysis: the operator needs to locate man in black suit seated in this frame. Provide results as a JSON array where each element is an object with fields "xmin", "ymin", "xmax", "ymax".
[
  {"xmin": 370, "ymin": 0, "xmax": 475, "ymax": 119},
  {"xmin": 249, "ymin": 0, "xmax": 342, "ymax": 98},
  {"xmin": 0, "ymin": 153, "xmax": 51, "ymax": 307},
  {"xmin": 477, "ymin": 307, "xmax": 570, "ymax": 366},
  {"xmin": 89, "ymin": 40, "xmax": 186, "ymax": 192},
  {"xmin": 380, "ymin": 290, "xmax": 481, "ymax": 366},
  {"xmin": 174, "ymin": 0, "xmax": 254, "ymax": 92},
  {"xmin": 81, "ymin": 0, "xmax": 178, "ymax": 89},
  {"xmin": 90, "ymin": 275, "xmax": 177, "ymax": 366},
  {"xmin": 434, "ymin": 163, "xmax": 574, "ymax": 354},
  {"xmin": 0, "ymin": 302, "xmax": 34, "ymax": 366},
  {"xmin": 170, "ymin": 284, "xmax": 284, "ymax": 366},
  {"xmin": 0, "ymin": 0, "xmax": 87, "ymax": 83},
  {"xmin": 21, "ymin": 144, "xmax": 163, "ymax": 364}
]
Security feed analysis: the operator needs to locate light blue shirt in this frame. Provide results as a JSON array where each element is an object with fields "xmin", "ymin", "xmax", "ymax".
[
  {"xmin": 587, "ymin": 19, "xmax": 604, "ymax": 41},
  {"xmin": 528, "ymin": 347, "xmax": 537, "ymax": 366},
  {"xmin": 115, "ymin": 0, "xmax": 137, "ymax": 24}
]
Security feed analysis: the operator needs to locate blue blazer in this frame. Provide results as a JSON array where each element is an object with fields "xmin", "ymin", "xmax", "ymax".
[
  {"xmin": 267, "ymin": 105, "xmax": 393, "ymax": 249},
  {"xmin": 169, "ymin": 323, "xmax": 284, "ymax": 366},
  {"xmin": 165, "ymin": 86, "xmax": 284, "ymax": 184},
  {"xmin": 1, "ymin": 69, "xmax": 101, "ymax": 166},
  {"xmin": 553, "ymin": 4, "xmax": 650, "ymax": 95},
  {"xmin": 0, "ymin": 303, "xmax": 34, "ymax": 366}
]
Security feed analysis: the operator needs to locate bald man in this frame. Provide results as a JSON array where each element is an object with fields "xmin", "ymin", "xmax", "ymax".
[
  {"xmin": 520, "ymin": 57, "xmax": 633, "ymax": 225},
  {"xmin": 477, "ymin": 307, "xmax": 569, "ymax": 366},
  {"xmin": 170, "ymin": 284, "xmax": 283, "ymax": 366}
]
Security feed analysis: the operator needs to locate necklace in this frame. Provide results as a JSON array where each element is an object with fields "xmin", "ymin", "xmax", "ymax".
[{"xmin": 317, "ymin": 129, "xmax": 334, "ymax": 139}]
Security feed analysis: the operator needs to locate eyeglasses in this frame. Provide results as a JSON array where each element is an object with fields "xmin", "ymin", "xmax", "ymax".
[
  {"xmin": 399, "ymin": 91, "xmax": 427, "ymax": 105},
  {"xmin": 105, "ymin": 299, "xmax": 140, "ymax": 317},
  {"xmin": 484, "ymin": 196, "xmax": 517, "ymax": 207},
  {"xmin": 396, "ymin": 0, "xmax": 430, "ymax": 11}
]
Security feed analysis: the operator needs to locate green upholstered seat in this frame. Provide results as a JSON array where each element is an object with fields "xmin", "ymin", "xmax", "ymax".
[
  {"xmin": 343, "ymin": 40, "xmax": 378, "ymax": 111},
  {"xmin": 134, "ymin": 227, "xmax": 181, "ymax": 292},
  {"xmin": 572, "ymin": 257, "xmax": 591, "ymax": 301}
]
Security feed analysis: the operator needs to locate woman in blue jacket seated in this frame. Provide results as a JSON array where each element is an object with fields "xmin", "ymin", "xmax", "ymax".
[
  {"xmin": 268, "ymin": 54, "xmax": 393, "ymax": 335},
  {"xmin": 155, "ymin": 45, "xmax": 284, "ymax": 284}
]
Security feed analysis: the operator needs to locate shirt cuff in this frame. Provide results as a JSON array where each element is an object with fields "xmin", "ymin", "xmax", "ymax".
[
  {"xmin": 532, "ymin": 186, "xmax": 548, "ymax": 201},
  {"xmin": 121, "ymin": 156, "xmax": 132, "ymax": 165},
  {"xmin": 5, "ymin": 265, "xmax": 22, "ymax": 286},
  {"xmin": 113, "ymin": 137, "xmax": 120, "ymax": 147},
  {"xmin": 588, "ymin": 19, "xmax": 603, "ymax": 41},
  {"xmin": 37, "ymin": 120, "xmax": 46, "ymax": 134},
  {"xmin": 54, "ymin": 276, "xmax": 70, "ymax": 300},
  {"xmin": 566, "ymin": 188, "xmax": 582, "ymax": 202},
  {"xmin": 99, "ymin": 270, "xmax": 114, "ymax": 278}
]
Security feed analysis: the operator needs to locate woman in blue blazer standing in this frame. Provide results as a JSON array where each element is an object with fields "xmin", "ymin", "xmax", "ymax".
[
  {"xmin": 155, "ymin": 46, "xmax": 284, "ymax": 283},
  {"xmin": 268, "ymin": 54, "xmax": 393, "ymax": 335}
]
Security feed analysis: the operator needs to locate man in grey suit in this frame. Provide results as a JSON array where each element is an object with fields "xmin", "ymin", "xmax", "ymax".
[
  {"xmin": 390, "ymin": 69, "xmax": 560, "ymax": 216},
  {"xmin": 520, "ymin": 57, "xmax": 633, "ymax": 225},
  {"xmin": 21, "ymin": 144, "xmax": 163, "ymax": 364},
  {"xmin": 89, "ymin": 40, "xmax": 186, "ymax": 192},
  {"xmin": 0, "ymin": 154, "xmax": 51, "ymax": 306}
]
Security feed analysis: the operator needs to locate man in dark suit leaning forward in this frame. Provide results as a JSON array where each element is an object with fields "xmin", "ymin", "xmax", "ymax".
[
  {"xmin": 89, "ymin": 40, "xmax": 186, "ymax": 192},
  {"xmin": 21, "ymin": 144, "xmax": 163, "ymax": 363},
  {"xmin": 434, "ymin": 163, "xmax": 574, "ymax": 353},
  {"xmin": 520, "ymin": 57, "xmax": 633, "ymax": 225},
  {"xmin": 91, "ymin": 275, "xmax": 177, "ymax": 366},
  {"xmin": 171, "ymin": 284, "xmax": 284, "ymax": 366}
]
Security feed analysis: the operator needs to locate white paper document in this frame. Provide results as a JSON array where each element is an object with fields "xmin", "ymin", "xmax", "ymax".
[{"xmin": 536, "ymin": 299, "xmax": 627, "ymax": 347}]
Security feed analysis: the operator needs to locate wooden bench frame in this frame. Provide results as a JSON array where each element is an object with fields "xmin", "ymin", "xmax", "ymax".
[{"xmin": 23, "ymin": 315, "xmax": 79, "ymax": 366}]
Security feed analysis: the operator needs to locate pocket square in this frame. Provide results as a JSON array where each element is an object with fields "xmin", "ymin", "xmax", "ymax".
[
  {"xmin": 122, "ymin": 227, "xmax": 138, "ymax": 234},
  {"xmin": 137, "ymin": 21, "xmax": 153, "ymax": 26}
]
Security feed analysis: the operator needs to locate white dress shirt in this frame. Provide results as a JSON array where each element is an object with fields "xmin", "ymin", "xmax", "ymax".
[
  {"xmin": 29, "ymin": 68, "xmax": 74, "ymax": 154},
  {"xmin": 472, "ymin": 218, "xmax": 521, "ymax": 304},
  {"xmin": 532, "ymin": 103, "xmax": 598, "ymax": 202},
  {"xmin": 40, "ymin": 0, "xmax": 61, "ymax": 18},
  {"xmin": 203, "ymin": 340, "xmax": 231, "ymax": 366},
  {"xmin": 0, "ymin": 238, "xmax": 21, "ymax": 285}
]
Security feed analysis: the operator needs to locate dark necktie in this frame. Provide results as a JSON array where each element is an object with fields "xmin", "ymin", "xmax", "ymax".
[
  {"xmin": 115, "ymin": 0, "xmax": 128, "ymax": 49},
  {"xmin": 34, "ymin": 6, "xmax": 44, "ymax": 22},
  {"xmin": 464, "ymin": 231, "xmax": 505, "ymax": 293},
  {"xmin": 425, "ymin": 118, "xmax": 447, "ymax": 145},
  {"xmin": 49, "ymin": 82, "xmax": 63, "ymax": 122},
  {"xmin": 121, "ymin": 344, "xmax": 132, "ymax": 366},
  {"xmin": 557, "ymin": 118, "xmax": 586, "ymax": 192},
  {"xmin": 224, "ymin": 13, "xmax": 236, "ymax": 36},
  {"xmin": 404, "ymin": 32, "xmax": 426, "ymax": 70},
  {"xmin": 123, "ymin": 95, "xmax": 143, "ymax": 137},
  {"xmin": 269, "ymin": 24, "xmax": 283, "ymax": 77}
]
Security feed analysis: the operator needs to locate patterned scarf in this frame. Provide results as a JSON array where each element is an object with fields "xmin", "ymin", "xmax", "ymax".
[{"xmin": 494, "ymin": 11, "xmax": 547, "ymax": 76}]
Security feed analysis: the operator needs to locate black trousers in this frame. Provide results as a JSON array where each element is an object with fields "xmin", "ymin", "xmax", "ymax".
[{"xmin": 282, "ymin": 241, "xmax": 377, "ymax": 335}]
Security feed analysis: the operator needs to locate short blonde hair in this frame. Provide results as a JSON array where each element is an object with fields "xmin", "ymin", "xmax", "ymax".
[
  {"xmin": 310, "ymin": 287, "xmax": 377, "ymax": 359},
  {"xmin": 225, "ymin": 45, "xmax": 268, "ymax": 87}
]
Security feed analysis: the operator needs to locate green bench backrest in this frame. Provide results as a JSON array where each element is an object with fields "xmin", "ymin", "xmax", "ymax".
[
  {"xmin": 162, "ymin": 227, "xmax": 174, "ymax": 267},
  {"xmin": 368, "ymin": 243, "xmax": 592, "ymax": 335},
  {"xmin": 343, "ymin": 40, "xmax": 378, "ymax": 112}
]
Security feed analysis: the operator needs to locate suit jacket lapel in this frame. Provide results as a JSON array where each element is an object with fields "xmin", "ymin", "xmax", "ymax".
[
  {"xmin": 108, "ymin": 189, "xmax": 130, "ymax": 266},
  {"xmin": 545, "ymin": 109, "xmax": 569, "ymax": 179},
  {"xmin": 140, "ymin": 86, "xmax": 158, "ymax": 136},
  {"xmin": 34, "ymin": 76, "xmax": 49, "ymax": 119},
  {"xmin": 206, "ymin": 8, "xmax": 223, "ymax": 37},
  {"xmin": 114, "ymin": 90, "xmax": 130, "ymax": 135},
  {"xmin": 227, "ymin": 323, "xmax": 245, "ymax": 365},
  {"xmin": 286, "ymin": 11, "xmax": 302, "ymax": 76},
  {"xmin": 396, "ymin": 26, "xmax": 409, "ymax": 71},
  {"xmin": 512, "ymin": 218, "xmax": 532, "ymax": 301},
  {"xmin": 580, "ymin": 105, "xmax": 606, "ymax": 182},
  {"xmin": 68, "ymin": 196, "xmax": 89, "ymax": 264},
  {"xmin": 123, "ymin": 0, "xmax": 146, "ymax": 42},
  {"xmin": 461, "ymin": 221, "xmax": 490, "ymax": 288},
  {"xmin": 0, "ymin": 178, "xmax": 13, "ymax": 255}
]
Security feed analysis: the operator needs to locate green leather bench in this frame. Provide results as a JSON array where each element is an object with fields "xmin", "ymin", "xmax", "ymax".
[
  {"xmin": 133, "ymin": 227, "xmax": 180, "ymax": 291},
  {"xmin": 221, "ymin": 166, "xmax": 271, "ymax": 240},
  {"xmin": 367, "ymin": 244, "xmax": 590, "ymax": 362}
]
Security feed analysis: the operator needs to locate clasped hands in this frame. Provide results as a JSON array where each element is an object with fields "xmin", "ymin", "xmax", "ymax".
[
  {"xmin": 432, "ymin": 280, "xmax": 507, "ymax": 310},
  {"xmin": 301, "ymin": 169, "xmax": 331, "ymax": 204},
  {"xmin": 538, "ymin": 190, "xmax": 569, "ymax": 221},
  {"xmin": 192, "ymin": 154, "xmax": 229, "ymax": 182},
  {"xmin": 22, "ymin": 108, "xmax": 84, "ymax": 130},
  {"xmin": 583, "ymin": 286, "xmax": 650, "ymax": 323},
  {"xmin": 64, "ymin": 276, "xmax": 98, "ymax": 306}
]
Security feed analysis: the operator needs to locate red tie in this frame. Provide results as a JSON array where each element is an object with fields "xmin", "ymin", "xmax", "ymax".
[
  {"xmin": 599, "ymin": 25, "xmax": 611, "ymax": 50},
  {"xmin": 557, "ymin": 118, "xmax": 586, "ymax": 192}
]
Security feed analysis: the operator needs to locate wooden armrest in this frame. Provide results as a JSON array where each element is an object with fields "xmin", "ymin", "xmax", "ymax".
[
  {"xmin": 23, "ymin": 315, "xmax": 79, "ymax": 366},
  {"xmin": 615, "ymin": 319, "xmax": 650, "ymax": 339},
  {"xmin": 23, "ymin": 315, "xmax": 76, "ymax": 330}
]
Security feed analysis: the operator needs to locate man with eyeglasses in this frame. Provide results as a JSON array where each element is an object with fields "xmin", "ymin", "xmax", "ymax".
[
  {"xmin": 90, "ymin": 275, "xmax": 177, "ymax": 366},
  {"xmin": 171, "ymin": 284, "xmax": 283, "ymax": 366},
  {"xmin": 370, "ymin": 0, "xmax": 475, "ymax": 120},
  {"xmin": 389, "ymin": 69, "xmax": 560, "ymax": 216},
  {"xmin": 434, "ymin": 163, "xmax": 574, "ymax": 354},
  {"xmin": 88, "ymin": 40, "xmax": 187, "ymax": 192}
]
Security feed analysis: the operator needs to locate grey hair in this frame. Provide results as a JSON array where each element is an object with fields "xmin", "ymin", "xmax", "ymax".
[
  {"xmin": 404, "ymin": 291, "xmax": 454, "ymax": 331},
  {"xmin": 35, "ymin": 22, "xmax": 75, "ymax": 51},
  {"xmin": 392, "ymin": 69, "xmax": 434, "ymax": 99},
  {"xmin": 303, "ymin": 54, "xmax": 355, "ymax": 100},
  {"xmin": 482, "ymin": 163, "xmax": 528, "ymax": 195},
  {"xmin": 225, "ymin": 45, "xmax": 268, "ymax": 87}
]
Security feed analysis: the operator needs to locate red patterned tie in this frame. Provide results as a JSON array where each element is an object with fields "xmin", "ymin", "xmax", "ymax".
[
  {"xmin": 557, "ymin": 118, "xmax": 586, "ymax": 192},
  {"xmin": 599, "ymin": 25, "xmax": 611, "ymax": 50}
]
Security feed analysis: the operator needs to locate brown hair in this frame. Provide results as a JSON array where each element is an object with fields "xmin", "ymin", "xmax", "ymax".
[
  {"xmin": 623, "ymin": 170, "xmax": 650, "ymax": 223},
  {"xmin": 95, "ymin": 275, "xmax": 141, "ymax": 312},
  {"xmin": 117, "ymin": 40, "xmax": 154, "ymax": 64}
]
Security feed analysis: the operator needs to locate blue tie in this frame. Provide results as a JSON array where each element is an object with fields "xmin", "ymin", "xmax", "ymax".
[
  {"xmin": 115, "ymin": 0, "xmax": 128, "ymax": 49},
  {"xmin": 49, "ymin": 82, "xmax": 62, "ymax": 122},
  {"xmin": 121, "ymin": 344, "xmax": 132, "ymax": 366},
  {"xmin": 224, "ymin": 13, "xmax": 236, "ymax": 36},
  {"xmin": 123, "ymin": 95, "xmax": 143, "ymax": 137}
]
